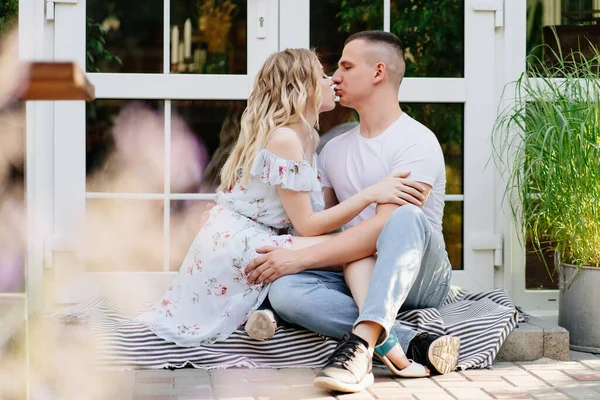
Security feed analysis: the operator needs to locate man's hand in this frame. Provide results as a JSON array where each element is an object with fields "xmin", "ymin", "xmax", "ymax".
[{"xmin": 245, "ymin": 246, "xmax": 306, "ymax": 284}]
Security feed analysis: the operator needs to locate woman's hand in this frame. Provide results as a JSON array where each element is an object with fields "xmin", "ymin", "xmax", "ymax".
[
  {"xmin": 366, "ymin": 171, "xmax": 427, "ymax": 207},
  {"xmin": 197, "ymin": 202, "xmax": 215, "ymax": 228}
]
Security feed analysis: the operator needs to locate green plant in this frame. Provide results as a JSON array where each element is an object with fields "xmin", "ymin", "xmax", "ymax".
[
  {"xmin": 493, "ymin": 42, "xmax": 600, "ymax": 273},
  {"xmin": 0, "ymin": 0, "xmax": 18, "ymax": 37},
  {"xmin": 86, "ymin": 17, "xmax": 122, "ymax": 72}
]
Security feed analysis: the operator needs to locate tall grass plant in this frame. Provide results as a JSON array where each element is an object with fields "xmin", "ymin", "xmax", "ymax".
[{"xmin": 493, "ymin": 43, "xmax": 600, "ymax": 274}]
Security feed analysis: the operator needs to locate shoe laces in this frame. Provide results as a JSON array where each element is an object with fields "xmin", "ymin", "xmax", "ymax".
[
  {"xmin": 330, "ymin": 335, "xmax": 364, "ymax": 365},
  {"xmin": 409, "ymin": 332, "xmax": 434, "ymax": 365}
]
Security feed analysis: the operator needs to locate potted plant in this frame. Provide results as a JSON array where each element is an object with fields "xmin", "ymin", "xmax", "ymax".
[
  {"xmin": 493, "ymin": 43, "xmax": 600, "ymax": 353},
  {"xmin": 196, "ymin": 0, "xmax": 238, "ymax": 74}
]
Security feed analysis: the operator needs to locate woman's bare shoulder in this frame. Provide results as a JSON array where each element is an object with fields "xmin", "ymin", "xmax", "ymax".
[{"xmin": 264, "ymin": 127, "xmax": 304, "ymax": 161}]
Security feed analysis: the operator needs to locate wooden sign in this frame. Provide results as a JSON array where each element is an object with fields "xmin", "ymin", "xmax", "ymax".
[{"xmin": 18, "ymin": 62, "xmax": 95, "ymax": 101}]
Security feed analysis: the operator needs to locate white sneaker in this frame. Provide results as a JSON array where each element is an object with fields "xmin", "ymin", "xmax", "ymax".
[{"xmin": 245, "ymin": 309, "xmax": 277, "ymax": 340}]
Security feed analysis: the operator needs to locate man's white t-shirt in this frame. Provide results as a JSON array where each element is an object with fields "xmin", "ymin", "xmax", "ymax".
[{"xmin": 318, "ymin": 113, "xmax": 446, "ymax": 233}]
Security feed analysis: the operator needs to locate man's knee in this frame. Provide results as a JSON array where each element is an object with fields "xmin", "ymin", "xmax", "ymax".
[
  {"xmin": 385, "ymin": 205, "xmax": 429, "ymax": 233},
  {"xmin": 268, "ymin": 275, "xmax": 302, "ymax": 320}
]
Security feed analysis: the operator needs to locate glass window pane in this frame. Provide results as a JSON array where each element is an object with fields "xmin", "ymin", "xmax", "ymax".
[
  {"xmin": 0, "ymin": 298, "xmax": 27, "ymax": 400},
  {"xmin": 0, "ymin": 241, "xmax": 24, "ymax": 293},
  {"xmin": 87, "ymin": 0, "xmax": 164, "ymax": 73},
  {"xmin": 0, "ymin": 1, "xmax": 18, "ymax": 41},
  {"xmin": 0, "ymin": 103, "xmax": 26, "ymax": 294},
  {"xmin": 390, "ymin": 0, "xmax": 464, "ymax": 77},
  {"xmin": 170, "ymin": 200, "xmax": 213, "ymax": 271},
  {"xmin": 526, "ymin": 237, "xmax": 559, "ymax": 290},
  {"xmin": 310, "ymin": 1, "xmax": 464, "ymax": 77},
  {"xmin": 171, "ymin": 100, "xmax": 247, "ymax": 193},
  {"xmin": 403, "ymin": 103, "xmax": 463, "ymax": 269},
  {"xmin": 527, "ymin": 0, "xmax": 599, "ymax": 74},
  {"xmin": 85, "ymin": 199, "xmax": 164, "ymax": 272},
  {"xmin": 402, "ymin": 103, "xmax": 464, "ymax": 195},
  {"xmin": 443, "ymin": 201, "xmax": 463, "ymax": 270},
  {"xmin": 310, "ymin": 0, "xmax": 383, "ymax": 74},
  {"xmin": 86, "ymin": 100, "xmax": 164, "ymax": 193},
  {"xmin": 171, "ymin": 0, "xmax": 247, "ymax": 74}
]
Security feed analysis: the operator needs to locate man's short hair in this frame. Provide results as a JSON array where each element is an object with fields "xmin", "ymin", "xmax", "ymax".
[{"xmin": 345, "ymin": 31, "xmax": 406, "ymax": 88}]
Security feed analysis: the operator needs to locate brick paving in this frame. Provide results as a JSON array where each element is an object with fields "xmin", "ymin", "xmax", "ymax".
[{"xmin": 82, "ymin": 352, "xmax": 600, "ymax": 400}]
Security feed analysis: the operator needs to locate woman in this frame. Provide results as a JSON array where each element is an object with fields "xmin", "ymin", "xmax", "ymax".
[{"xmin": 136, "ymin": 48, "xmax": 408, "ymax": 346}]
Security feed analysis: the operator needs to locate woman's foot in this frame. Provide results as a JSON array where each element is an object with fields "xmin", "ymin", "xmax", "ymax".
[
  {"xmin": 385, "ymin": 344, "xmax": 430, "ymax": 375},
  {"xmin": 374, "ymin": 330, "xmax": 430, "ymax": 378},
  {"xmin": 245, "ymin": 309, "xmax": 277, "ymax": 340}
]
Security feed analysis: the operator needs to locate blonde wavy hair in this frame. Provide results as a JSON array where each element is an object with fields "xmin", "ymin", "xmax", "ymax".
[{"xmin": 219, "ymin": 48, "xmax": 323, "ymax": 191}]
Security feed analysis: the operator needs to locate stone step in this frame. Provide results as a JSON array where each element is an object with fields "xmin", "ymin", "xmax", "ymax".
[{"xmin": 497, "ymin": 315, "xmax": 570, "ymax": 361}]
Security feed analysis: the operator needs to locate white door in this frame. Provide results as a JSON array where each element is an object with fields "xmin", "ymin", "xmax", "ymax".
[
  {"xmin": 47, "ymin": 0, "xmax": 279, "ymax": 303},
  {"xmin": 282, "ymin": 0, "xmax": 502, "ymax": 292}
]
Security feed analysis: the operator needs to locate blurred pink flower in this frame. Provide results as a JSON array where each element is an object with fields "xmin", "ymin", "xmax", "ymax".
[{"xmin": 111, "ymin": 102, "xmax": 208, "ymax": 192}]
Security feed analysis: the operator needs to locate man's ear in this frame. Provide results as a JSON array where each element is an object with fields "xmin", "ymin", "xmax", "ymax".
[{"xmin": 373, "ymin": 62, "xmax": 385, "ymax": 84}]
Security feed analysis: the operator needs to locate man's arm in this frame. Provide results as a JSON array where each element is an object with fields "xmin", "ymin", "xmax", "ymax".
[
  {"xmin": 244, "ymin": 203, "xmax": 397, "ymax": 284},
  {"xmin": 300, "ymin": 203, "xmax": 397, "ymax": 268},
  {"xmin": 300, "ymin": 181, "xmax": 431, "ymax": 269},
  {"xmin": 244, "ymin": 203, "xmax": 398, "ymax": 284}
]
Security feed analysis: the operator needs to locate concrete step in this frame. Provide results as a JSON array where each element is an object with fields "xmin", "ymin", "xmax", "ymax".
[{"xmin": 497, "ymin": 315, "xmax": 570, "ymax": 361}]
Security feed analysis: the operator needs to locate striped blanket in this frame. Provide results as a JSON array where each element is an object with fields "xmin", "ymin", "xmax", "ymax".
[{"xmin": 53, "ymin": 287, "xmax": 519, "ymax": 371}]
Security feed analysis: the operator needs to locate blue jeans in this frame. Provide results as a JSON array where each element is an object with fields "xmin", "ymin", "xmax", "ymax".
[{"xmin": 268, "ymin": 205, "xmax": 452, "ymax": 353}]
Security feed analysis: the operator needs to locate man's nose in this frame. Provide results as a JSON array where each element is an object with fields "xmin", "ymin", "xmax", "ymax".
[{"xmin": 332, "ymin": 70, "xmax": 342, "ymax": 84}]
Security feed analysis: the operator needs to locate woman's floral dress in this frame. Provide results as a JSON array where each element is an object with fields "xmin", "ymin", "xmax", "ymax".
[{"xmin": 136, "ymin": 149, "xmax": 325, "ymax": 346}]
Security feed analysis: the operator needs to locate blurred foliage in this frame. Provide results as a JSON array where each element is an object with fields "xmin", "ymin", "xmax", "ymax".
[
  {"xmin": 86, "ymin": 17, "xmax": 123, "ymax": 73},
  {"xmin": 0, "ymin": 0, "xmax": 18, "ymax": 37}
]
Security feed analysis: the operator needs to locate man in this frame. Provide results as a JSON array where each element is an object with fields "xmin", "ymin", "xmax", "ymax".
[{"xmin": 244, "ymin": 31, "xmax": 459, "ymax": 392}]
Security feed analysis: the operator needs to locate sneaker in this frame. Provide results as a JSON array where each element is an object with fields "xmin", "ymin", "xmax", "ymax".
[
  {"xmin": 406, "ymin": 332, "xmax": 460, "ymax": 375},
  {"xmin": 245, "ymin": 309, "xmax": 277, "ymax": 340},
  {"xmin": 313, "ymin": 332, "xmax": 374, "ymax": 393}
]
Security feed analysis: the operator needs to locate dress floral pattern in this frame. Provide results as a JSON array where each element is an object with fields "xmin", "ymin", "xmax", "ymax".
[{"xmin": 136, "ymin": 149, "xmax": 324, "ymax": 347}]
